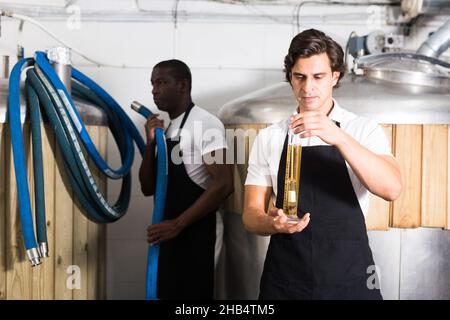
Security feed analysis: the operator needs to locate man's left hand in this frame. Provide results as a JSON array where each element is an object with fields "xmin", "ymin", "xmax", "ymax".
[
  {"xmin": 290, "ymin": 111, "xmax": 343, "ymax": 146},
  {"xmin": 147, "ymin": 219, "xmax": 184, "ymax": 245}
]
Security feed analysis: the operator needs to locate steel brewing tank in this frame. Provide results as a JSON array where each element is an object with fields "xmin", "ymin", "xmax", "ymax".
[
  {"xmin": 0, "ymin": 54, "xmax": 108, "ymax": 299},
  {"xmin": 216, "ymin": 53, "xmax": 450, "ymax": 299}
]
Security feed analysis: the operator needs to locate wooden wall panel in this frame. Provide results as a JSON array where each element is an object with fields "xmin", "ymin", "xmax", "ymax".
[
  {"xmin": 391, "ymin": 125, "xmax": 422, "ymax": 228},
  {"xmin": 224, "ymin": 124, "xmax": 268, "ymax": 215},
  {"xmin": 448, "ymin": 126, "xmax": 450, "ymax": 230},
  {"xmin": 72, "ymin": 127, "xmax": 91, "ymax": 300},
  {"xmin": 32, "ymin": 125, "xmax": 56, "ymax": 299},
  {"xmin": 0, "ymin": 124, "xmax": 6, "ymax": 299},
  {"xmin": 366, "ymin": 125, "xmax": 393, "ymax": 231},
  {"xmin": 1, "ymin": 120, "xmax": 108, "ymax": 300},
  {"xmin": 422, "ymin": 125, "xmax": 447, "ymax": 228},
  {"xmin": 96, "ymin": 126, "xmax": 108, "ymax": 300},
  {"xmin": 54, "ymin": 132, "xmax": 74, "ymax": 300},
  {"xmin": 6, "ymin": 125, "xmax": 32, "ymax": 299},
  {"xmin": 86, "ymin": 126, "xmax": 106, "ymax": 300}
]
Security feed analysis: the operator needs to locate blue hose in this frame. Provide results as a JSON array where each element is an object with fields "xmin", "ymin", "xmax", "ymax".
[
  {"xmin": 26, "ymin": 82, "xmax": 48, "ymax": 256},
  {"xmin": 131, "ymin": 102, "xmax": 167, "ymax": 300},
  {"xmin": 9, "ymin": 53, "xmax": 168, "ymax": 299},
  {"xmin": 34, "ymin": 51, "xmax": 135, "ymax": 179},
  {"xmin": 71, "ymin": 68, "xmax": 146, "ymax": 156},
  {"xmin": 8, "ymin": 57, "xmax": 41, "ymax": 265},
  {"xmin": 8, "ymin": 52, "xmax": 151, "ymax": 266}
]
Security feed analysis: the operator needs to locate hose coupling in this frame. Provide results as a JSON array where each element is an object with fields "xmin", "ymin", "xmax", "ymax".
[
  {"xmin": 26, "ymin": 247, "xmax": 42, "ymax": 267},
  {"xmin": 39, "ymin": 242, "xmax": 49, "ymax": 258},
  {"xmin": 131, "ymin": 100, "xmax": 144, "ymax": 112}
]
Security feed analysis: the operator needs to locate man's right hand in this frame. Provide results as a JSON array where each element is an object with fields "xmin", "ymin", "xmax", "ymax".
[
  {"xmin": 268, "ymin": 207, "xmax": 310, "ymax": 234},
  {"xmin": 145, "ymin": 114, "xmax": 164, "ymax": 144}
]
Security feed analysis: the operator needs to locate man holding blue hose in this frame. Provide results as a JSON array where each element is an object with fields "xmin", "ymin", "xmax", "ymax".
[{"xmin": 139, "ymin": 59, "xmax": 234, "ymax": 300}]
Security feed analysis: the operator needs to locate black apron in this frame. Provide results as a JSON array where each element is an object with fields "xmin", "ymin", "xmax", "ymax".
[
  {"xmin": 157, "ymin": 103, "xmax": 216, "ymax": 300},
  {"xmin": 259, "ymin": 123, "xmax": 382, "ymax": 300}
]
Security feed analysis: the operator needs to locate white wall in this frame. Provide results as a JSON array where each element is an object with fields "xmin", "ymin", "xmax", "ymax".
[{"xmin": 1, "ymin": 0, "xmax": 449, "ymax": 299}]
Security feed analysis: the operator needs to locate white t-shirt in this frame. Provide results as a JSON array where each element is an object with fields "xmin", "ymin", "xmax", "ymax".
[
  {"xmin": 244, "ymin": 99, "xmax": 392, "ymax": 217},
  {"xmin": 165, "ymin": 105, "xmax": 228, "ymax": 190},
  {"xmin": 165, "ymin": 105, "xmax": 227, "ymax": 267}
]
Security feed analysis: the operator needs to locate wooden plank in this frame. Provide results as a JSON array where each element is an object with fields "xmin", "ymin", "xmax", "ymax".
[
  {"xmin": 31, "ymin": 124, "xmax": 56, "ymax": 300},
  {"xmin": 0, "ymin": 124, "xmax": 6, "ymax": 300},
  {"xmin": 391, "ymin": 125, "xmax": 422, "ymax": 228},
  {"xmin": 366, "ymin": 124, "xmax": 393, "ymax": 231},
  {"xmin": 224, "ymin": 124, "xmax": 268, "ymax": 214},
  {"xmin": 54, "ymin": 133, "xmax": 74, "ymax": 300},
  {"xmin": 86, "ymin": 125, "xmax": 100, "ymax": 300},
  {"xmin": 448, "ymin": 126, "xmax": 450, "ymax": 230},
  {"xmin": 27, "ymin": 126, "xmax": 37, "ymax": 300},
  {"xmin": 422, "ymin": 125, "xmax": 447, "ymax": 228},
  {"xmin": 96, "ymin": 126, "xmax": 108, "ymax": 300},
  {"xmin": 72, "ymin": 127, "xmax": 90, "ymax": 300},
  {"xmin": 5, "ymin": 124, "xmax": 32, "ymax": 300}
]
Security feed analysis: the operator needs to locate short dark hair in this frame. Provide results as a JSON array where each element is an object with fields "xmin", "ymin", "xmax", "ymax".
[
  {"xmin": 154, "ymin": 59, "xmax": 192, "ymax": 91},
  {"xmin": 284, "ymin": 29, "xmax": 345, "ymax": 88}
]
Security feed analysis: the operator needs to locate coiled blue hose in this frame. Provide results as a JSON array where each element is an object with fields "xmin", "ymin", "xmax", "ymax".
[
  {"xmin": 8, "ymin": 52, "xmax": 157, "ymax": 263},
  {"xmin": 131, "ymin": 102, "xmax": 167, "ymax": 300},
  {"xmin": 9, "ymin": 53, "xmax": 168, "ymax": 299},
  {"xmin": 34, "ymin": 51, "xmax": 137, "ymax": 179}
]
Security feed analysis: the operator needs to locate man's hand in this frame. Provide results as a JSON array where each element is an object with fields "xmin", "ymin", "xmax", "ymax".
[
  {"xmin": 268, "ymin": 207, "xmax": 310, "ymax": 234},
  {"xmin": 144, "ymin": 114, "xmax": 164, "ymax": 144},
  {"xmin": 290, "ymin": 111, "xmax": 343, "ymax": 146},
  {"xmin": 147, "ymin": 219, "xmax": 184, "ymax": 245}
]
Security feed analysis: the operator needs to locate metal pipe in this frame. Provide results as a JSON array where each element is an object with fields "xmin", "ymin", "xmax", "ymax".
[
  {"xmin": 2, "ymin": 55, "xmax": 9, "ymax": 79},
  {"xmin": 47, "ymin": 47, "xmax": 72, "ymax": 94},
  {"xmin": 417, "ymin": 19, "xmax": 450, "ymax": 58}
]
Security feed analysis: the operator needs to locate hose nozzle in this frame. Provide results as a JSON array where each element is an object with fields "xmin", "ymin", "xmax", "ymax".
[
  {"xmin": 131, "ymin": 100, "xmax": 143, "ymax": 113},
  {"xmin": 131, "ymin": 101, "xmax": 152, "ymax": 118},
  {"xmin": 26, "ymin": 248, "xmax": 42, "ymax": 267},
  {"xmin": 39, "ymin": 242, "xmax": 49, "ymax": 258}
]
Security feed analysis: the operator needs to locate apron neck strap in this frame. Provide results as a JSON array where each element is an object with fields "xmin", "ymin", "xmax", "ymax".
[
  {"xmin": 179, "ymin": 102, "xmax": 195, "ymax": 130},
  {"xmin": 165, "ymin": 102, "xmax": 195, "ymax": 134}
]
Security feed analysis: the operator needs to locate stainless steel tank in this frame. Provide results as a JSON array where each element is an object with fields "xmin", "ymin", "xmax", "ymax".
[
  {"xmin": 0, "ymin": 79, "xmax": 108, "ymax": 125},
  {"xmin": 217, "ymin": 53, "xmax": 450, "ymax": 299}
]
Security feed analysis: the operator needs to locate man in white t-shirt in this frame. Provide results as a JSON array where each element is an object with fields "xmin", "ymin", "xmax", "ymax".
[
  {"xmin": 243, "ymin": 29, "xmax": 402, "ymax": 300},
  {"xmin": 139, "ymin": 59, "xmax": 233, "ymax": 300}
]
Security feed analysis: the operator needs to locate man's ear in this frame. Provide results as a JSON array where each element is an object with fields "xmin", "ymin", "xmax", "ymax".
[
  {"xmin": 332, "ymin": 71, "xmax": 340, "ymax": 87},
  {"xmin": 180, "ymin": 78, "xmax": 190, "ymax": 93}
]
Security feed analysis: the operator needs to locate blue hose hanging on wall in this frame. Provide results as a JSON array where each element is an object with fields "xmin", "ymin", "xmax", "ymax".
[
  {"xmin": 8, "ymin": 50, "xmax": 168, "ymax": 297},
  {"xmin": 8, "ymin": 57, "xmax": 41, "ymax": 265}
]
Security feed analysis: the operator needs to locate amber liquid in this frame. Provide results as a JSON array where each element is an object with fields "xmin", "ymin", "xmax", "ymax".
[
  {"xmin": 283, "ymin": 144, "xmax": 302, "ymax": 223},
  {"xmin": 287, "ymin": 202, "xmax": 297, "ymax": 216}
]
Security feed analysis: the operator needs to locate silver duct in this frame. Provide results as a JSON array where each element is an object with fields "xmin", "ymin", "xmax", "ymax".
[{"xmin": 417, "ymin": 19, "xmax": 450, "ymax": 58}]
